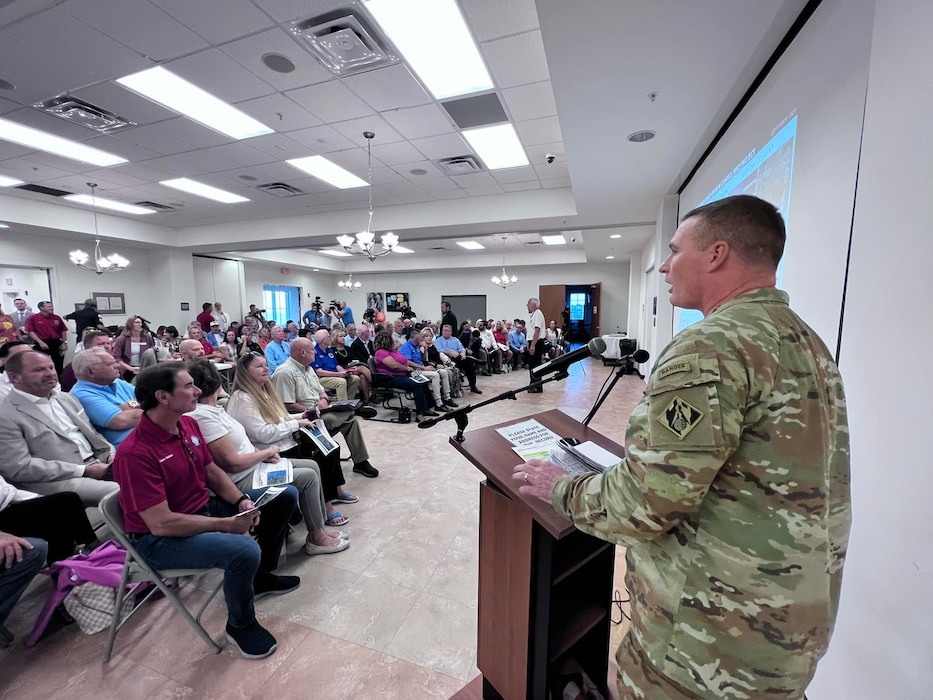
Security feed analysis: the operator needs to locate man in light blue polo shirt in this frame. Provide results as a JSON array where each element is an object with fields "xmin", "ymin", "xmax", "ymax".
[
  {"xmin": 435, "ymin": 324, "xmax": 480, "ymax": 394},
  {"xmin": 264, "ymin": 326, "xmax": 291, "ymax": 375},
  {"xmin": 70, "ymin": 348, "xmax": 142, "ymax": 447}
]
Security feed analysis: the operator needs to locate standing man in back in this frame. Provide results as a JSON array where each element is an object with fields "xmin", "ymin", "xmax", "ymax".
[
  {"xmin": 24, "ymin": 302, "xmax": 68, "ymax": 377},
  {"xmin": 525, "ymin": 298, "xmax": 546, "ymax": 393},
  {"xmin": 64, "ymin": 298, "xmax": 105, "ymax": 343},
  {"xmin": 514, "ymin": 195, "xmax": 850, "ymax": 699},
  {"xmin": 440, "ymin": 302, "xmax": 457, "ymax": 338},
  {"xmin": 10, "ymin": 298, "xmax": 32, "ymax": 340}
]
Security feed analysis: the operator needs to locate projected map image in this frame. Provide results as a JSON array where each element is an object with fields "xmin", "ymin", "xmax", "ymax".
[{"xmin": 676, "ymin": 115, "xmax": 798, "ymax": 332}]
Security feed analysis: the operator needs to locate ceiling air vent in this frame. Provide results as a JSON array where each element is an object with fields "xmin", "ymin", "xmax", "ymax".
[
  {"xmin": 428, "ymin": 246, "xmax": 449, "ymax": 251},
  {"xmin": 436, "ymin": 155, "xmax": 484, "ymax": 175},
  {"xmin": 34, "ymin": 95, "xmax": 136, "ymax": 133},
  {"xmin": 134, "ymin": 201, "xmax": 177, "ymax": 212},
  {"xmin": 14, "ymin": 183, "xmax": 71, "ymax": 197},
  {"xmin": 257, "ymin": 182, "xmax": 305, "ymax": 197},
  {"xmin": 289, "ymin": 11, "xmax": 398, "ymax": 76}
]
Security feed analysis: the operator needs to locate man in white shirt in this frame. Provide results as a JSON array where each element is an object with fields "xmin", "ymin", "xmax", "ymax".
[
  {"xmin": 0, "ymin": 351, "xmax": 117, "ymax": 505},
  {"xmin": 212, "ymin": 301, "xmax": 231, "ymax": 332},
  {"xmin": 526, "ymin": 297, "xmax": 547, "ymax": 393}
]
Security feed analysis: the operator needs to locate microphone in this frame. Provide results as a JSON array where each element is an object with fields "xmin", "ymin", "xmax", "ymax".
[
  {"xmin": 631, "ymin": 349, "xmax": 650, "ymax": 364},
  {"xmin": 531, "ymin": 337, "xmax": 607, "ymax": 379}
]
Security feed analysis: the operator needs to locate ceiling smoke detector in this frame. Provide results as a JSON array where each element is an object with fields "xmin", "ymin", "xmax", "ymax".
[
  {"xmin": 627, "ymin": 130, "xmax": 656, "ymax": 143},
  {"xmin": 35, "ymin": 95, "xmax": 136, "ymax": 133},
  {"xmin": 289, "ymin": 12, "xmax": 397, "ymax": 76}
]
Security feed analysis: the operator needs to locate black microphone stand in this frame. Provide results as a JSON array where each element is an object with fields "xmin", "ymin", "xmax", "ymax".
[
  {"xmin": 582, "ymin": 351, "xmax": 649, "ymax": 426},
  {"xmin": 417, "ymin": 371, "xmax": 570, "ymax": 442}
]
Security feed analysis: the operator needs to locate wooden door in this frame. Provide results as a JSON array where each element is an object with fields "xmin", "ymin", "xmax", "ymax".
[
  {"xmin": 538, "ymin": 284, "xmax": 565, "ymax": 332},
  {"xmin": 590, "ymin": 282, "xmax": 602, "ymax": 337}
]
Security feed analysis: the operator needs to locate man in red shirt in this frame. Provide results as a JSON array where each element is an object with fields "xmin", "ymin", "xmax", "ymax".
[
  {"xmin": 24, "ymin": 301, "xmax": 68, "ymax": 376},
  {"xmin": 113, "ymin": 363, "xmax": 300, "ymax": 660},
  {"xmin": 196, "ymin": 303, "xmax": 214, "ymax": 332}
]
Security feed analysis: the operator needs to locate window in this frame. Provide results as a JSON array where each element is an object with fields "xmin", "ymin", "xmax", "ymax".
[
  {"xmin": 262, "ymin": 285, "xmax": 299, "ymax": 327},
  {"xmin": 569, "ymin": 292, "xmax": 587, "ymax": 322}
]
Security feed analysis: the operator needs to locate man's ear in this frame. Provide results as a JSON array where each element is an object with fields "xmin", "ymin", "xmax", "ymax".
[{"xmin": 706, "ymin": 241, "xmax": 730, "ymax": 272}]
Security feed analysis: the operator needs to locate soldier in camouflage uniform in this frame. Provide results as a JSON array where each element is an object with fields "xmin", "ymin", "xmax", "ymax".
[{"xmin": 514, "ymin": 195, "xmax": 850, "ymax": 699}]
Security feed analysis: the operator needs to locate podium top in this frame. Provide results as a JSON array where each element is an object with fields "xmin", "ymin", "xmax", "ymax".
[{"xmin": 449, "ymin": 408, "xmax": 625, "ymax": 539}]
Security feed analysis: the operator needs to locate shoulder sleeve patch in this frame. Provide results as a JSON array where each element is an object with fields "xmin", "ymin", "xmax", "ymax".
[{"xmin": 657, "ymin": 394, "xmax": 704, "ymax": 440}]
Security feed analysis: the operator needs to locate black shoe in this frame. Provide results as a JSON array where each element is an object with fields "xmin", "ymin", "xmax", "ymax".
[
  {"xmin": 352, "ymin": 461, "xmax": 379, "ymax": 478},
  {"xmin": 225, "ymin": 620, "xmax": 277, "ymax": 659},
  {"xmin": 492, "ymin": 369, "xmax": 503, "ymax": 374},
  {"xmin": 53, "ymin": 603, "xmax": 75, "ymax": 626},
  {"xmin": 444, "ymin": 399, "xmax": 459, "ymax": 408},
  {"xmin": 356, "ymin": 405, "xmax": 378, "ymax": 419},
  {"xmin": 423, "ymin": 409, "xmax": 439, "ymax": 416},
  {"xmin": 253, "ymin": 572, "xmax": 301, "ymax": 601},
  {"xmin": 434, "ymin": 404, "xmax": 451, "ymax": 412},
  {"xmin": 470, "ymin": 386, "xmax": 483, "ymax": 394}
]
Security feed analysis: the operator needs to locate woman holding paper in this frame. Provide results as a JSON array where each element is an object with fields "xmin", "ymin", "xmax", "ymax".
[{"xmin": 186, "ymin": 361, "xmax": 348, "ymax": 555}]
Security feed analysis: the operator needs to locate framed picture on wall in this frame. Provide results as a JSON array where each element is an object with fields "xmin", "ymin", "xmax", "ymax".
[
  {"xmin": 366, "ymin": 292, "xmax": 384, "ymax": 312},
  {"xmin": 91, "ymin": 292, "xmax": 125, "ymax": 315},
  {"xmin": 386, "ymin": 292, "xmax": 410, "ymax": 313}
]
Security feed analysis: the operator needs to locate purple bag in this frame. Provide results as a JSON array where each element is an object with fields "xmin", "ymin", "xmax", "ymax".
[{"xmin": 26, "ymin": 540, "xmax": 129, "ymax": 647}]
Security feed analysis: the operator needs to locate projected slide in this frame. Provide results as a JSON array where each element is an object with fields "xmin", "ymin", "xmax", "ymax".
[{"xmin": 676, "ymin": 115, "xmax": 798, "ymax": 333}]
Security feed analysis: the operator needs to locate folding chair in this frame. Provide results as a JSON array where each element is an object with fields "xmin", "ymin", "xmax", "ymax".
[{"xmin": 97, "ymin": 491, "xmax": 223, "ymax": 664}]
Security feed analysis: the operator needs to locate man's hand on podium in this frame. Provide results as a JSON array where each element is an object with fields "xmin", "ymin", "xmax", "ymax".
[{"xmin": 513, "ymin": 459, "xmax": 566, "ymax": 506}]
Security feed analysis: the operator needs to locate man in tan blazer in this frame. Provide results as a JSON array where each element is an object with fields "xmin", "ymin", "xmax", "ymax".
[{"xmin": 0, "ymin": 351, "xmax": 117, "ymax": 506}]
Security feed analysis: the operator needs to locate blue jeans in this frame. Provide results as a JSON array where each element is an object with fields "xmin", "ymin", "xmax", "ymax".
[
  {"xmin": 133, "ymin": 485, "xmax": 298, "ymax": 628},
  {"xmin": 387, "ymin": 375, "xmax": 432, "ymax": 414},
  {"xmin": 0, "ymin": 537, "xmax": 47, "ymax": 626}
]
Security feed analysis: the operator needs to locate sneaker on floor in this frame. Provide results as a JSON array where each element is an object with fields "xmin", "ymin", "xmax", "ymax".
[
  {"xmin": 352, "ymin": 461, "xmax": 379, "ymax": 478},
  {"xmin": 304, "ymin": 538, "xmax": 350, "ymax": 555},
  {"xmin": 253, "ymin": 572, "xmax": 301, "ymax": 601},
  {"xmin": 444, "ymin": 399, "xmax": 459, "ymax": 407},
  {"xmin": 225, "ymin": 620, "xmax": 277, "ymax": 659},
  {"xmin": 356, "ymin": 405, "xmax": 378, "ymax": 419}
]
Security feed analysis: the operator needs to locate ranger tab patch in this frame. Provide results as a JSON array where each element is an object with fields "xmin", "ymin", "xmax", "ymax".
[{"xmin": 659, "ymin": 395, "xmax": 704, "ymax": 439}]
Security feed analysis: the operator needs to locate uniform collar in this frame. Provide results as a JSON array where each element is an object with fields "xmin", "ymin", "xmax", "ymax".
[
  {"xmin": 136, "ymin": 412, "xmax": 191, "ymax": 444},
  {"xmin": 710, "ymin": 287, "xmax": 789, "ymax": 316}
]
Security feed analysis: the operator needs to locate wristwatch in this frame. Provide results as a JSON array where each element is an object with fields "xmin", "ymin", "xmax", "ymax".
[{"xmin": 126, "ymin": 400, "xmax": 140, "ymax": 409}]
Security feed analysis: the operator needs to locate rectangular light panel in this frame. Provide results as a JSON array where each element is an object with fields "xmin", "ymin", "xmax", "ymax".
[
  {"xmin": 391, "ymin": 246, "xmax": 415, "ymax": 253},
  {"xmin": 160, "ymin": 178, "xmax": 249, "ymax": 204},
  {"xmin": 319, "ymin": 249, "xmax": 354, "ymax": 257},
  {"xmin": 463, "ymin": 123, "xmax": 529, "ymax": 170},
  {"xmin": 457, "ymin": 241, "xmax": 485, "ymax": 250},
  {"xmin": 286, "ymin": 156, "xmax": 368, "ymax": 189},
  {"xmin": 0, "ymin": 118, "xmax": 127, "ymax": 167},
  {"xmin": 116, "ymin": 66, "xmax": 273, "ymax": 140},
  {"xmin": 541, "ymin": 234, "xmax": 566, "ymax": 245},
  {"xmin": 0, "ymin": 174, "xmax": 24, "ymax": 187},
  {"xmin": 364, "ymin": 0, "xmax": 493, "ymax": 100},
  {"xmin": 64, "ymin": 194, "xmax": 156, "ymax": 215}
]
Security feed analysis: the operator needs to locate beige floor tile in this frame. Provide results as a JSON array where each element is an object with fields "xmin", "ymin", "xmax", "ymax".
[
  {"xmin": 423, "ymin": 542, "xmax": 479, "ymax": 606},
  {"xmin": 360, "ymin": 536, "xmax": 446, "ymax": 590}
]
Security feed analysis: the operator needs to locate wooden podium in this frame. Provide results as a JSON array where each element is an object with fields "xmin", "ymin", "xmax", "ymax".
[{"xmin": 450, "ymin": 409, "xmax": 622, "ymax": 700}]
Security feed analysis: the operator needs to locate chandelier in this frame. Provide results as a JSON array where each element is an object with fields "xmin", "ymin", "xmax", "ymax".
[
  {"xmin": 336, "ymin": 131, "xmax": 400, "ymax": 261},
  {"xmin": 338, "ymin": 273, "xmax": 362, "ymax": 291},
  {"xmin": 69, "ymin": 183, "xmax": 130, "ymax": 274},
  {"xmin": 491, "ymin": 236, "xmax": 518, "ymax": 288}
]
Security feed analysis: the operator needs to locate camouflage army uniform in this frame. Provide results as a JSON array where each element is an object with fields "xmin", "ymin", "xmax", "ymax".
[{"xmin": 552, "ymin": 288, "xmax": 850, "ymax": 699}]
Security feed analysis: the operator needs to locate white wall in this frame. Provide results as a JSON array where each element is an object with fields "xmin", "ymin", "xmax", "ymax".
[{"xmin": 808, "ymin": 0, "xmax": 933, "ymax": 696}]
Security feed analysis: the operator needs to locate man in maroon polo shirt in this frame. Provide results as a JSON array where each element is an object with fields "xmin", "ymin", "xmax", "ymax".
[
  {"xmin": 196, "ymin": 302, "xmax": 214, "ymax": 332},
  {"xmin": 113, "ymin": 363, "xmax": 301, "ymax": 660},
  {"xmin": 24, "ymin": 301, "xmax": 68, "ymax": 376}
]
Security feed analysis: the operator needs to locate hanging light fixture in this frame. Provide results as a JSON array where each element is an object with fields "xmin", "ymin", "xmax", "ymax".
[
  {"xmin": 336, "ymin": 131, "xmax": 400, "ymax": 261},
  {"xmin": 68, "ymin": 183, "xmax": 131, "ymax": 274},
  {"xmin": 491, "ymin": 236, "xmax": 518, "ymax": 288},
  {"xmin": 337, "ymin": 273, "xmax": 362, "ymax": 291}
]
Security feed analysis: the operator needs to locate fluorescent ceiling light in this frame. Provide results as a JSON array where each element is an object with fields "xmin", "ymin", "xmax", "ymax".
[
  {"xmin": 364, "ymin": 0, "xmax": 492, "ymax": 100},
  {"xmin": 610, "ymin": 234, "xmax": 622, "ymax": 239},
  {"xmin": 462, "ymin": 123, "xmax": 529, "ymax": 170},
  {"xmin": 160, "ymin": 178, "xmax": 249, "ymax": 204},
  {"xmin": 116, "ymin": 66, "xmax": 272, "ymax": 140},
  {"xmin": 320, "ymin": 249, "xmax": 353, "ymax": 257},
  {"xmin": 0, "ymin": 223, "xmax": 8, "ymax": 229},
  {"xmin": 0, "ymin": 117, "xmax": 127, "ymax": 167},
  {"xmin": 0, "ymin": 174, "xmax": 24, "ymax": 187},
  {"xmin": 541, "ymin": 234, "xmax": 565, "ymax": 246},
  {"xmin": 286, "ymin": 156, "xmax": 367, "ymax": 189},
  {"xmin": 606, "ymin": 255, "xmax": 615, "ymax": 260},
  {"xmin": 64, "ymin": 193, "xmax": 156, "ymax": 215},
  {"xmin": 457, "ymin": 241, "xmax": 485, "ymax": 250},
  {"xmin": 391, "ymin": 246, "xmax": 414, "ymax": 254}
]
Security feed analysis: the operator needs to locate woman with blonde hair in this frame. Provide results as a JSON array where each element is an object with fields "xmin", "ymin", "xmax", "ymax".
[
  {"xmin": 226, "ymin": 352, "xmax": 354, "ymax": 527},
  {"xmin": 113, "ymin": 315, "xmax": 155, "ymax": 381}
]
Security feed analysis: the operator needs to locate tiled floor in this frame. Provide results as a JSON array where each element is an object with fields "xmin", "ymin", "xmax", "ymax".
[{"xmin": 0, "ymin": 358, "xmax": 643, "ymax": 699}]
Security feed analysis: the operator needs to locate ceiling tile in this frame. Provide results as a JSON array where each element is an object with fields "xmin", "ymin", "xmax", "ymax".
[
  {"xmin": 331, "ymin": 115, "xmax": 403, "ymax": 147},
  {"xmin": 250, "ymin": 0, "xmax": 349, "ymax": 24},
  {"xmin": 326, "ymin": 147, "xmax": 383, "ymax": 172},
  {"xmin": 501, "ymin": 180, "xmax": 541, "ymax": 192},
  {"xmin": 143, "ymin": 154, "xmax": 203, "ymax": 178},
  {"xmin": 0, "ymin": 32, "xmax": 100, "ymax": 105},
  {"xmin": 390, "ymin": 160, "xmax": 445, "ymax": 179},
  {"xmin": 430, "ymin": 189, "xmax": 470, "ymax": 200},
  {"xmin": 111, "ymin": 124, "xmax": 198, "ymax": 157},
  {"xmin": 83, "ymin": 135, "xmax": 160, "ymax": 164},
  {"xmin": 451, "ymin": 172, "xmax": 497, "ymax": 188},
  {"xmin": 71, "ymin": 82, "xmax": 178, "ymax": 127},
  {"xmin": 287, "ymin": 125, "xmax": 357, "ymax": 154},
  {"xmin": 540, "ymin": 176, "xmax": 571, "ymax": 189},
  {"xmin": 62, "ymin": 0, "xmax": 209, "ymax": 62},
  {"xmin": 380, "ymin": 104, "xmax": 455, "ymax": 140},
  {"xmin": 203, "ymin": 143, "xmax": 274, "ymax": 168},
  {"xmin": 516, "ymin": 116, "xmax": 563, "ymax": 147},
  {"xmin": 342, "ymin": 64, "xmax": 432, "ymax": 112},
  {"xmin": 109, "ymin": 162, "xmax": 181, "ymax": 184},
  {"xmin": 252, "ymin": 159, "xmax": 312, "ymax": 181},
  {"xmin": 491, "ymin": 165, "xmax": 539, "ymax": 184},
  {"xmin": 483, "ymin": 30, "xmax": 550, "ymax": 89},
  {"xmin": 234, "ymin": 93, "xmax": 322, "ymax": 133},
  {"xmin": 165, "ymin": 49, "xmax": 277, "ymax": 104},
  {"xmin": 167, "ymin": 149, "xmax": 242, "ymax": 176},
  {"xmin": 369, "ymin": 167, "xmax": 406, "ymax": 185},
  {"xmin": 394, "ymin": 190, "xmax": 435, "ymax": 204},
  {"xmin": 152, "ymin": 117, "xmax": 232, "ymax": 149},
  {"xmin": 464, "ymin": 185, "xmax": 504, "ymax": 196},
  {"xmin": 0, "ymin": 97, "xmax": 20, "ymax": 115},
  {"xmin": 370, "ymin": 141, "xmax": 425, "ymax": 167},
  {"xmin": 0, "ymin": 140, "xmax": 35, "ymax": 161},
  {"xmin": 534, "ymin": 160, "xmax": 569, "ymax": 180},
  {"xmin": 16, "ymin": 151, "xmax": 91, "ymax": 175},
  {"xmin": 220, "ymin": 28, "xmax": 334, "ymax": 92},
  {"xmin": 287, "ymin": 81, "xmax": 374, "ymax": 124},
  {"xmin": 414, "ymin": 176, "xmax": 461, "ymax": 192},
  {"xmin": 410, "ymin": 133, "xmax": 471, "ymax": 160},
  {"xmin": 461, "ymin": 0, "xmax": 539, "ymax": 42},
  {"xmin": 502, "ymin": 81, "xmax": 557, "ymax": 122},
  {"xmin": 1, "ymin": 108, "xmax": 99, "ymax": 143},
  {"xmin": 152, "ymin": 0, "xmax": 274, "ymax": 44},
  {"xmin": 379, "ymin": 181, "xmax": 429, "ymax": 199},
  {"xmin": 0, "ymin": 157, "xmax": 74, "ymax": 182},
  {"xmin": 5, "ymin": 8, "xmax": 152, "ymax": 82}
]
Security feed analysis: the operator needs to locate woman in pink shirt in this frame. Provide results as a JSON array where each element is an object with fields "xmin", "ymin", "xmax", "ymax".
[{"xmin": 372, "ymin": 331, "xmax": 434, "ymax": 421}]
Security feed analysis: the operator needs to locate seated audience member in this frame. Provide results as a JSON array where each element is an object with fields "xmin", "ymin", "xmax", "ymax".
[
  {"xmin": 206, "ymin": 322, "xmax": 225, "ymax": 349},
  {"xmin": 263, "ymin": 326, "xmax": 290, "ymax": 376},
  {"xmin": 545, "ymin": 320, "xmax": 564, "ymax": 358},
  {"xmin": 399, "ymin": 331, "xmax": 456, "ymax": 412},
  {"xmin": 508, "ymin": 322, "xmax": 528, "ymax": 369},
  {"xmin": 493, "ymin": 321, "xmax": 514, "ymax": 370},
  {"xmin": 435, "ymin": 325, "xmax": 481, "ymax": 394},
  {"xmin": 476, "ymin": 320, "xmax": 503, "ymax": 373},
  {"xmin": 186, "ymin": 361, "xmax": 347, "ymax": 555},
  {"xmin": 468, "ymin": 329, "xmax": 488, "ymax": 375},
  {"xmin": 0, "ymin": 341, "xmax": 33, "ymax": 400},
  {"xmin": 391, "ymin": 319, "xmax": 407, "ymax": 349},
  {"xmin": 70, "ymin": 349, "xmax": 141, "ymax": 447},
  {"xmin": 273, "ymin": 340, "xmax": 379, "ymax": 478},
  {"xmin": 217, "ymin": 329, "xmax": 238, "ymax": 361},
  {"xmin": 60, "ymin": 329, "xmax": 113, "ymax": 391},
  {"xmin": 226, "ymin": 353, "xmax": 353, "ymax": 525},
  {"xmin": 160, "ymin": 326, "xmax": 181, "ymax": 355},
  {"xmin": 311, "ymin": 330, "xmax": 360, "ymax": 401},
  {"xmin": 187, "ymin": 324, "xmax": 223, "ymax": 361},
  {"xmin": 458, "ymin": 321, "xmax": 473, "ymax": 349},
  {"xmin": 255, "ymin": 325, "xmax": 271, "ymax": 351},
  {"xmin": 0, "ymin": 530, "xmax": 46, "ymax": 634},
  {"xmin": 372, "ymin": 331, "xmax": 436, "ymax": 422},
  {"xmin": 114, "ymin": 363, "xmax": 300, "ymax": 660},
  {"xmin": 238, "ymin": 325, "xmax": 263, "ymax": 357},
  {"xmin": 178, "ymin": 338, "xmax": 207, "ymax": 362},
  {"xmin": 0, "ymin": 475, "xmax": 96, "ymax": 564},
  {"xmin": 344, "ymin": 323, "xmax": 357, "ymax": 342},
  {"xmin": 421, "ymin": 328, "xmax": 463, "ymax": 397},
  {"xmin": 113, "ymin": 315, "xmax": 156, "ymax": 382},
  {"xmin": 331, "ymin": 328, "xmax": 372, "ymax": 404},
  {"xmin": 246, "ymin": 304, "xmax": 266, "ymax": 325},
  {"xmin": 348, "ymin": 324, "xmax": 374, "ymax": 363},
  {"xmin": 285, "ymin": 322, "xmax": 299, "ymax": 342},
  {"xmin": 0, "ymin": 351, "xmax": 117, "ymax": 506}
]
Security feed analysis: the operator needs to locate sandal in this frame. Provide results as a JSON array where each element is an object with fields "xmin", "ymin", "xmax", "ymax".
[
  {"xmin": 325, "ymin": 511, "xmax": 349, "ymax": 527},
  {"xmin": 332, "ymin": 492, "xmax": 359, "ymax": 504}
]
